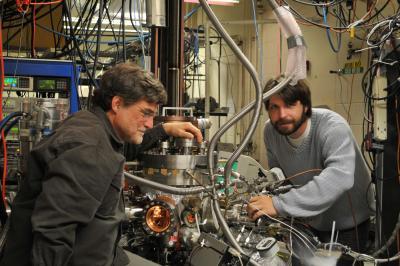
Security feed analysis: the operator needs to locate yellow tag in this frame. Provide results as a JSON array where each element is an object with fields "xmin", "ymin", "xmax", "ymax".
[{"xmin": 350, "ymin": 27, "xmax": 355, "ymax": 38}]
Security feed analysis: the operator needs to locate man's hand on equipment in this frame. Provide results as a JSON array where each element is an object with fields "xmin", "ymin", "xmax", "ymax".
[
  {"xmin": 162, "ymin": 122, "xmax": 203, "ymax": 143},
  {"xmin": 247, "ymin": 195, "xmax": 278, "ymax": 220}
]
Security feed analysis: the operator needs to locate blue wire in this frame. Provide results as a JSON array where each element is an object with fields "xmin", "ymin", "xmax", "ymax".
[
  {"xmin": 0, "ymin": 112, "xmax": 24, "ymax": 131},
  {"xmin": 322, "ymin": 7, "xmax": 341, "ymax": 53},
  {"xmin": 185, "ymin": 5, "xmax": 201, "ymax": 22},
  {"xmin": 36, "ymin": 23, "xmax": 146, "ymax": 45}
]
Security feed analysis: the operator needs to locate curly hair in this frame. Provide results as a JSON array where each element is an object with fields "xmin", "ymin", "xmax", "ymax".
[
  {"xmin": 263, "ymin": 78, "xmax": 312, "ymax": 118},
  {"xmin": 92, "ymin": 63, "xmax": 167, "ymax": 111}
]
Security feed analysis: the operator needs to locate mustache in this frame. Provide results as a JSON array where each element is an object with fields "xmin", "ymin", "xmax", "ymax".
[{"xmin": 276, "ymin": 119, "xmax": 294, "ymax": 125}]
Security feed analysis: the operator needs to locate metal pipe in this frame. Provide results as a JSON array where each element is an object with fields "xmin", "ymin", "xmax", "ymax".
[
  {"xmin": 207, "ymin": 77, "xmax": 291, "ymax": 253},
  {"xmin": 199, "ymin": 0, "xmax": 264, "ymax": 254},
  {"xmin": 207, "ymin": 78, "xmax": 291, "ymax": 158},
  {"xmin": 199, "ymin": 0, "xmax": 263, "ymax": 183},
  {"xmin": 124, "ymin": 171, "xmax": 209, "ymax": 195},
  {"xmin": 205, "ymin": 20, "xmax": 211, "ymax": 139}
]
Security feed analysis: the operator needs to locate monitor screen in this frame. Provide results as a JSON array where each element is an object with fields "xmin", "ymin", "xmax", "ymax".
[
  {"xmin": 4, "ymin": 77, "xmax": 18, "ymax": 88},
  {"xmin": 38, "ymin": 79, "xmax": 56, "ymax": 90}
]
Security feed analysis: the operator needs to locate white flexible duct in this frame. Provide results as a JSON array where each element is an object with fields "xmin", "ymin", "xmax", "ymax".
[{"xmin": 273, "ymin": 5, "xmax": 307, "ymax": 85}]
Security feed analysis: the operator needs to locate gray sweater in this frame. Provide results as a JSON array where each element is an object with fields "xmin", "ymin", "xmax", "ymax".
[{"xmin": 264, "ymin": 108, "xmax": 371, "ymax": 231}]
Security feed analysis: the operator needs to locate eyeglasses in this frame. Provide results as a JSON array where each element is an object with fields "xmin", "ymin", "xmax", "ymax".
[{"xmin": 139, "ymin": 108, "xmax": 156, "ymax": 119}]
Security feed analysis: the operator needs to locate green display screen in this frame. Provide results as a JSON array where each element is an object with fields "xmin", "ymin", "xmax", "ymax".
[
  {"xmin": 38, "ymin": 79, "xmax": 56, "ymax": 90},
  {"xmin": 4, "ymin": 77, "xmax": 18, "ymax": 88}
]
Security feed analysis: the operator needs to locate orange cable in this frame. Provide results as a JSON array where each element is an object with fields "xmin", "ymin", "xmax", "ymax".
[
  {"xmin": 1, "ymin": 132, "xmax": 6, "ymax": 204},
  {"xmin": 285, "ymin": 168, "xmax": 322, "ymax": 181}
]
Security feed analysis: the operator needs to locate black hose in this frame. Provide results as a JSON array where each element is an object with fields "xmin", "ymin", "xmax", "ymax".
[
  {"xmin": 87, "ymin": 0, "xmax": 104, "ymax": 109},
  {"xmin": 0, "ymin": 112, "xmax": 25, "ymax": 130},
  {"xmin": 62, "ymin": 0, "xmax": 99, "ymax": 94},
  {"xmin": 372, "ymin": 212, "xmax": 400, "ymax": 257},
  {"xmin": 0, "ymin": 117, "xmax": 22, "ymax": 144}
]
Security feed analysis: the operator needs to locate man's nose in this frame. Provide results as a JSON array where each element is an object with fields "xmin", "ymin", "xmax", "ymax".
[
  {"xmin": 144, "ymin": 118, "xmax": 154, "ymax": 129},
  {"xmin": 278, "ymin": 107, "xmax": 289, "ymax": 119}
]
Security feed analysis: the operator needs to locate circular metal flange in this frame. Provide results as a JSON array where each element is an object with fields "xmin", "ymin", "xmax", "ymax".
[{"xmin": 142, "ymin": 200, "xmax": 176, "ymax": 236}]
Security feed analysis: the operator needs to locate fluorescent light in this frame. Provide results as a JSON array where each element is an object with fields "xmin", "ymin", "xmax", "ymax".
[{"xmin": 184, "ymin": 0, "xmax": 239, "ymax": 6}]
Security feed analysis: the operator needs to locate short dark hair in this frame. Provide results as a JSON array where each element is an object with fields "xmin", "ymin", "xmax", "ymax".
[
  {"xmin": 93, "ymin": 62, "xmax": 167, "ymax": 111},
  {"xmin": 263, "ymin": 78, "xmax": 312, "ymax": 118}
]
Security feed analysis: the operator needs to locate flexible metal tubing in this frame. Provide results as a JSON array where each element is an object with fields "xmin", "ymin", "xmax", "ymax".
[
  {"xmin": 198, "ymin": 0, "xmax": 264, "ymax": 255},
  {"xmin": 373, "ymin": 212, "xmax": 400, "ymax": 257},
  {"xmin": 124, "ymin": 171, "xmax": 210, "ymax": 195},
  {"xmin": 208, "ymin": 77, "xmax": 291, "ymax": 256}
]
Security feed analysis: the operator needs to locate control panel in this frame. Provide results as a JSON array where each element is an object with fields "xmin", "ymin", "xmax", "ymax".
[{"xmin": 4, "ymin": 76, "xmax": 34, "ymax": 91}]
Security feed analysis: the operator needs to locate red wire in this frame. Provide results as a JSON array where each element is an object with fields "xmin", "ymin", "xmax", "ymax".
[
  {"xmin": 30, "ymin": 0, "xmax": 63, "ymax": 5},
  {"xmin": 1, "ymin": 132, "xmax": 6, "ymax": 205},
  {"xmin": 0, "ymin": 20, "xmax": 7, "ymax": 206},
  {"xmin": 16, "ymin": 0, "xmax": 30, "ymax": 13},
  {"xmin": 32, "ymin": 5, "xmax": 36, "ymax": 57}
]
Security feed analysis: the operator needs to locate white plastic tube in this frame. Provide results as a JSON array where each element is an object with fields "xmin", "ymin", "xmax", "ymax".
[{"xmin": 274, "ymin": 6, "xmax": 307, "ymax": 84}]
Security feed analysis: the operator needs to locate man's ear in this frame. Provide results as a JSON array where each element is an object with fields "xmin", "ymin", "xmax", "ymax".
[{"xmin": 111, "ymin": 96, "xmax": 123, "ymax": 113}]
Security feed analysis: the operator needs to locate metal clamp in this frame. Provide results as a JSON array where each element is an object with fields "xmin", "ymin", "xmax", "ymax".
[
  {"xmin": 287, "ymin": 35, "xmax": 307, "ymax": 49},
  {"xmin": 162, "ymin": 107, "xmax": 193, "ymax": 117}
]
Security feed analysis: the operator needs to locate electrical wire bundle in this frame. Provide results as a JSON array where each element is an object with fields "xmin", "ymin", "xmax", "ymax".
[
  {"xmin": 1, "ymin": 0, "xmax": 151, "ymax": 109},
  {"xmin": 280, "ymin": 0, "xmax": 397, "ymax": 53},
  {"xmin": 0, "ymin": 112, "xmax": 27, "ymax": 220}
]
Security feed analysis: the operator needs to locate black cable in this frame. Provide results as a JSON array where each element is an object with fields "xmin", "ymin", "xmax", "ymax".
[
  {"xmin": 2, "ymin": 5, "xmax": 47, "ymax": 26},
  {"xmin": 360, "ymin": 0, "xmax": 394, "ymax": 27},
  {"xmin": 121, "ymin": 0, "xmax": 126, "ymax": 62},
  {"xmin": 314, "ymin": 6, "xmax": 323, "ymax": 17},
  {"xmin": 2, "ymin": 4, "xmax": 61, "ymax": 47},
  {"xmin": 0, "ymin": 112, "xmax": 25, "ymax": 130},
  {"xmin": 373, "ymin": 211, "xmax": 400, "ymax": 257},
  {"xmin": 280, "ymin": 0, "xmax": 392, "ymax": 31},
  {"xmin": 87, "ymin": 0, "xmax": 104, "ymax": 109},
  {"xmin": 71, "ymin": 55, "xmax": 82, "ymax": 110},
  {"xmin": 0, "ymin": 117, "xmax": 22, "ymax": 144},
  {"xmin": 83, "ymin": 0, "xmax": 101, "ymax": 42},
  {"xmin": 54, "ymin": 1, "xmax": 64, "ymax": 53},
  {"xmin": 373, "ymin": 183, "xmax": 392, "ymax": 258},
  {"xmin": 361, "ymin": 61, "xmax": 400, "ymax": 101},
  {"xmin": 69, "ymin": 0, "xmax": 93, "ymax": 48},
  {"xmin": 104, "ymin": 2, "xmax": 120, "ymax": 61},
  {"xmin": 81, "ymin": 0, "xmax": 99, "ymax": 56},
  {"xmin": 128, "ymin": 0, "xmax": 140, "ymax": 35},
  {"xmin": 83, "ymin": 2, "xmax": 123, "ymax": 66},
  {"xmin": 75, "ymin": 0, "xmax": 97, "ymax": 37},
  {"xmin": 63, "ymin": 0, "xmax": 98, "ymax": 91},
  {"xmin": 288, "ymin": 0, "xmax": 346, "ymax": 7},
  {"xmin": 48, "ymin": 4, "xmax": 57, "ymax": 56}
]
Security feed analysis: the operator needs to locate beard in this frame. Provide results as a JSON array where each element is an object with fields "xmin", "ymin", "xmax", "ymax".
[
  {"xmin": 131, "ymin": 130, "xmax": 145, "ymax": 144},
  {"xmin": 272, "ymin": 108, "xmax": 308, "ymax": 136}
]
